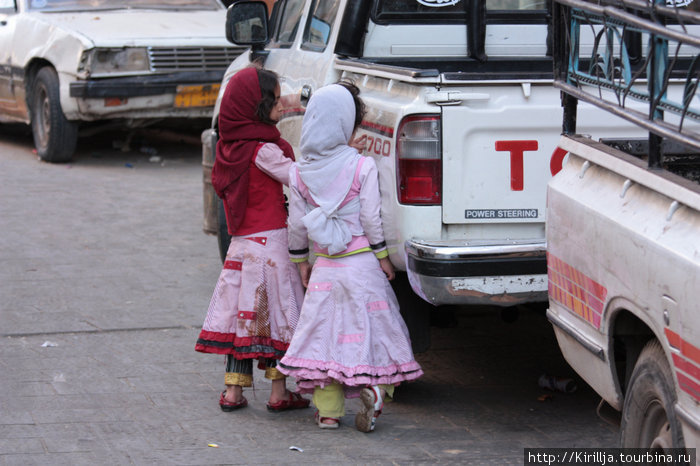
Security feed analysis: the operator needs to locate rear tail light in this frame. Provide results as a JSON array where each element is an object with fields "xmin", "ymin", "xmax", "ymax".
[{"xmin": 396, "ymin": 115, "xmax": 441, "ymax": 205}]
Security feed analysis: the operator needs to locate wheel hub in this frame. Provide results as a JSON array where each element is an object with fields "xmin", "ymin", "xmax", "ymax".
[
  {"xmin": 36, "ymin": 86, "xmax": 51, "ymax": 147},
  {"xmin": 650, "ymin": 421, "xmax": 673, "ymax": 451}
]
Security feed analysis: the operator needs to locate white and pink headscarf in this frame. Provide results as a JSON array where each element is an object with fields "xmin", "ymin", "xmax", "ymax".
[{"xmin": 296, "ymin": 84, "xmax": 362, "ymax": 254}]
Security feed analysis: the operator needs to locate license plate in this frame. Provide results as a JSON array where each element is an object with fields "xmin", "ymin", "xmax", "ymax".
[{"xmin": 174, "ymin": 84, "xmax": 220, "ymax": 108}]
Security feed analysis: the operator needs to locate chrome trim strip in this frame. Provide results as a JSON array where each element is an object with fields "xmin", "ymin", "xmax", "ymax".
[
  {"xmin": 676, "ymin": 403, "xmax": 700, "ymax": 432},
  {"xmin": 547, "ymin": 308, "xmax": 606, "ymax": 361}
]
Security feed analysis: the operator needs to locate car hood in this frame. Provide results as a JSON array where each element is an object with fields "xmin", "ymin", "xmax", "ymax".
[{"xmin": 33, "ymin": 9, "xmax": 229, "ymax": 47}]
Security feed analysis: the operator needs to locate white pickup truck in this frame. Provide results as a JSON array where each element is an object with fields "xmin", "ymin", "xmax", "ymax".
[
  {"xmin": 546, "ymin": 0, "xmax": 700, "ymax": 454},
  {"xmin": 202, "ymin": 0, "xmax": 646, "ymax": 351}
]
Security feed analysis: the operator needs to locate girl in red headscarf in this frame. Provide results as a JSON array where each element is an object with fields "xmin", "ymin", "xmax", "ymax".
[{"xmin": 195, "ymin": 66, "xmax": 309, "ymax": 413}]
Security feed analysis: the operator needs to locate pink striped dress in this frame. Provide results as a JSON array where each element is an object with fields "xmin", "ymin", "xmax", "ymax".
[{"xmin": 278, "ymin": 156, "xmax": 423, "ymax": 395}]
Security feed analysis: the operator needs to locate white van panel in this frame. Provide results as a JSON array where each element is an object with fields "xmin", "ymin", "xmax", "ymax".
[{"xmin": 363, "ymin": 23, "xmax": 549, "ymax": 57}]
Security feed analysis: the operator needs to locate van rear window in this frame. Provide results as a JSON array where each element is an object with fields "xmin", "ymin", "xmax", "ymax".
[{"xmin": 374, "ymin": 0, "xmax": 547, "ymax": 23}]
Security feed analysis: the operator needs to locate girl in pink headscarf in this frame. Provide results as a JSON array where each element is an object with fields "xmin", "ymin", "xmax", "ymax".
[
  {"xmin": 279, "ymin": 82, "xmax": 422, "ymax": 432},
  {"xmin": 195, "ymin": 66, "xmax": 309, "ymax": 413}
]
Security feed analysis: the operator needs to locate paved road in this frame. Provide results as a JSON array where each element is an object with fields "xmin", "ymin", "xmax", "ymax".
[{"xmin": 0, "ymin": 124, "xmax": 617, "ymax": 465}]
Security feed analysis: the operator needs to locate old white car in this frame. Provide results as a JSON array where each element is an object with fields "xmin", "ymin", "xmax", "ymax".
[{"xmin": 0, "ymin": 0, "xmax": 244, "ymax": 162}]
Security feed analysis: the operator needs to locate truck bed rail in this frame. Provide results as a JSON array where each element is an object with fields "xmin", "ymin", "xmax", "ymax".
[{"xmin": 552, "ymin": 0, "xmax": 700, "ymax": 164}]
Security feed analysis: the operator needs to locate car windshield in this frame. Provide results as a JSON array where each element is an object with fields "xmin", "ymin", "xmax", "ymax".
[{"xmin": 27, "ymin": 0, "xmax": 222, "ymax": 11}]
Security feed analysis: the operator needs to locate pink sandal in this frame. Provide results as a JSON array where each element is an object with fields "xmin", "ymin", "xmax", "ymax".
[
  {"xmin": 266, "ymin": 391, "xmax": 310, "ymax": 412},
  {"xmin": 314, "ymin": 411, "xmax": 339, "ymax": 429}
]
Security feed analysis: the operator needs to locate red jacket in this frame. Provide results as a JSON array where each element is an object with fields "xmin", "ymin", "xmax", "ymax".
[{"xmin": 227, "ymin": 144, "xmax": 287, "ymax": 236}]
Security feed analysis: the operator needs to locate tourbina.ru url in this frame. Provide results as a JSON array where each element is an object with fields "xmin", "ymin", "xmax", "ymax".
[{"xmin": 524, "ymin": 448, "xmax": 695, "ymax": 465}]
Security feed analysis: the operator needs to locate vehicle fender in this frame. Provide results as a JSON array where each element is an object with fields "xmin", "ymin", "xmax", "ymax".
[
  {"xmin": 211, "ymin": 54, "xmax": 252, "ymax": 125},
  {"xmin": 15, "ymin": 15, "xmax": 92, "ymax": 71},
  {"xmin": 607, "ymin": 295, "xmax": 680, "ymax": 394},
  {"xmin": 14, "ymin": 16, "xmax": 92, "ymax": 116},
  {"xmin": 549, "ymin": 302, "xmax": 624, "ymax": 409}
]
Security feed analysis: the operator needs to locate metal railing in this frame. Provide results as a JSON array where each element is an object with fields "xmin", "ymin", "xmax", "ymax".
[{"xmin": 552, "ymin": 0, "xmax": 700, "ymax": 167}]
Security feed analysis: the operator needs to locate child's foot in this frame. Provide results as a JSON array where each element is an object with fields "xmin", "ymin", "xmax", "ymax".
[
  {"xmin": 267, "ymin": 391, "xmax": 310, "ymax": 412},
  {"xmin": 355, "ymin": 386, "xmax": 383, "ymax": 432},
  {"xmin": 314, "ymin": 411, "xmax": 339, "ymax": 429},
  {"xmin": 219, "ymin": 390, "xmax": 247, "ymax": 411}
]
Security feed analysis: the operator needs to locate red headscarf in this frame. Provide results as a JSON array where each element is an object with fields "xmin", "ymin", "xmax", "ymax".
[{"xmin": 211, "ymin": 67, "xmax": 294, "ymax": 233}]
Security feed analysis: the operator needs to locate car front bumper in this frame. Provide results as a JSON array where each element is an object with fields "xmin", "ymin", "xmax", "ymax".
[
  {"xmin": 69, "ymin": 71, "xmax": 224, "ymax": 98},
  {"xmin": 65, "ymin": 71, "xmax": 225, "ymax": 120}
]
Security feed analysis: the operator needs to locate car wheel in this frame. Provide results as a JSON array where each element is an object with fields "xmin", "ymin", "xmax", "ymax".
[
  {"xmin": 392, "ymin": 271, "xmax": 432, "ymax": 354},
  {"xmin": 216, "ymin": 196, "xmax": 232, "ymax": 263},
  {"xmin": 620, "ymin": 340, "xmax": 685, "ymax": 451},
  {"xmin": 31, "ymin": 67, "xmax": 78, "ymax": 163}
]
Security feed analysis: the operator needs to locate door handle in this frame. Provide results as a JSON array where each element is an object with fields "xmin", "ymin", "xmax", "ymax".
[{"xmin": 300, "ymin": 85, "xmax": 312, "ymax": 108}]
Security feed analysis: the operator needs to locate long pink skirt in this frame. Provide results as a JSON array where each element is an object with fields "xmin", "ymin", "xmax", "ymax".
[
  {"xmin": 278, "ymin": 252, "xmax": 423, "ymax": 394},
  {"xmin": 195, "ymin": 228, "xmax": 305, "ymax": 359}
]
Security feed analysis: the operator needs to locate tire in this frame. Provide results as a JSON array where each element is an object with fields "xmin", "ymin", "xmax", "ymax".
[
  {"xmin": 31, "ymin": 67, "xmax": 78, "ymax": 163},
  {"xmin": 216, "ymin": 196, "xmax": 232, "ymax": 263},
  {"xmin": 392, "ymin": 271, "xmax": 432, "ymax": 354},
  {"xmin": 620, "ymin": 340, "xmax": 685, "ymax": 451}
]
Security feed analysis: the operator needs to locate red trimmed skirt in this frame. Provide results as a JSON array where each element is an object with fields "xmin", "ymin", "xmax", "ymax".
[{"xmin": 195, "ymin": 228, "xmax": 305, "ymax": 359}]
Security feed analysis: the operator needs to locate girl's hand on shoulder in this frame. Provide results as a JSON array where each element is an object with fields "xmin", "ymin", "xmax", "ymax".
[
  {"xmin": 297, "ymin": 261, "xmax": 312, "ymax": 288},
  {"xmin": 281, "ymin": 92, "xmax": 300, "ymax": 110},
  {"xmin": 379, "ymin": 257, "xmax": 395, "ymax": 281},
  {"xmin": 349, "ymin": 134, "xmax": 367, "ymax": 153}
]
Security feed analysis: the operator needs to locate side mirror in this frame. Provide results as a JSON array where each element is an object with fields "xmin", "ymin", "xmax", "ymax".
[{"xmin": 226, "ymin": 1, "xmax": 269, "ymax": 46}]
